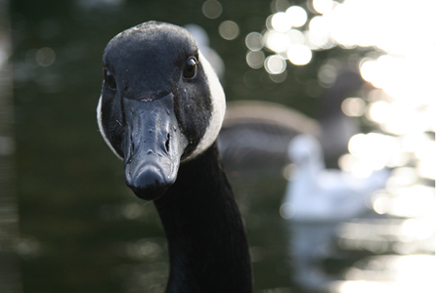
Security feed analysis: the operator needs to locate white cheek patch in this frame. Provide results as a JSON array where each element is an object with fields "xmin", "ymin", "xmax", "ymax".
[
  {"xmin": 97, "ymin": 95, "xmax": 123, "ymax": 160},
  {"xmin": 183, "ymin": 52, "xmax": 226, "ymax": 161}
]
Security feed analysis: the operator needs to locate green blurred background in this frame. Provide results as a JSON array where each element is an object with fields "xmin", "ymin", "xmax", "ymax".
[
  {"xmin": 2, "ymin": 0, "xmax": 435, "ymax": 292},
  {"xmin": 10, "ymin": 1, "xmax": 322, "ymax": 291}
]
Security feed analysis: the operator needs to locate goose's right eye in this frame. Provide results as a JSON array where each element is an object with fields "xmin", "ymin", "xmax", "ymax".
[
  {"xmin": 183, "ymin": 58, "xmax": 198, "ymax": 79},
  {"xmin": 104, "ymin": 69, "xmax": 117, "ymax": 89}
]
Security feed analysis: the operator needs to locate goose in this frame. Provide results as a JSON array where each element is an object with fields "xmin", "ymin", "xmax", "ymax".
[
  {"xmin": 280, "ymin": 134, "xmax": 389, "ymax": 291},
  {"xmin": 216, "ymin": 69, "xmax": 363, "ymax": 171},
  {"xmin": 96, "ymin": 21, "xmax": 252, "ymax": 292},
  {"xmin": 218, "ymin": 100, "xmax": 321, "ymax": 169},
  {"xmin": 282, "ymin": 134, "xmax": 390, "ymax": 222}
]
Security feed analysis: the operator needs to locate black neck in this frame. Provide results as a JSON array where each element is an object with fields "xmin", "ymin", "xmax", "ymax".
[{"xmin": 154, "ymin": 143, "xmax": 253, "ymax": 293}]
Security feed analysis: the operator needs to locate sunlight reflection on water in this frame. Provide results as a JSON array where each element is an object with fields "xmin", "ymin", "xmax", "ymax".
[
  {"xmin": 261, "ymin": 0, "xmax": 437, "ymax": 292},
  {"xmin": 330, "ymin": 255, "xmax": 437, "ymax": 293}
]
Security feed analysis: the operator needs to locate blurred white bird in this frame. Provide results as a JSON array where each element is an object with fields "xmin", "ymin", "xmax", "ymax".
[
  {"xmin": 281, "ymin": 134, "xmax": 390, "ymax": 291},
  {"xmin": 281, "ymin": 134, "xmax": 389, "ymax": 222},
  {"xmin": 218, "ymin": 101, "xmax": 321, "ymax": 169}
]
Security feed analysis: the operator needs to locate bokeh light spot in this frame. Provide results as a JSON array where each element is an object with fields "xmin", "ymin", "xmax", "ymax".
[
  {"xmin": 264, "ymin": 55, "xmax": 286, "ymax": 74},
  {"xmin": 264, "ymin": 30, "xmax": 290, "ymax": 52},
  {"xmin": 286, "ymin": 6, "xmax": 308, "ymax": 28},
  {"xmin": 341, "ymin": 97, "xmax": 366, "ymax": 117},
  {"xmin": 313, "ymin": 0, "xmax": 334, "ymax": 14},
  {"xmin": 287, "ymin": 44, "xmax": 312, "ymax": 65},
  {"xmin": 367, "ymin": 101, "xmax": 392, "ymax": 124},
  {"xmin": 308, "ymin": 16, "xmax": 332, "ymax": 48},
  {"xmin": 280, "ymin": 202, "xmax": 295, "ymax": 219},
  {"xmin": 269, "ymin": 70, "xmax": 288, "ymax": 83},
  {"xmin": 246, "ymin": 50, "xmax": 265, "ymax": 69},
  {"xmin": 271, "ymin": 12, "xmax": 292, "ymax": 32},
  {"xmin": 218, "ymin": 20, "xmax": 240, "ymax": 40},
  {"xmin": 36, "ymin": 47, "xmax": 56, "ymax": 67},
  {"xmin": 348, "ymin": 132, "xmax": 398, "ymax": 171},
  {"xmin": 202, "ymin": 0, "xmax": 222, "ymax": 19},
  {"xmin": 245, "ymin": 32, "xmax": 264, "ymax": 51},
  {"xmin": 286, "ymin": 29, "xmax": 305, "ymax": 45},
  {"xmin": 271, "ymin": 0, "xmax": 291, "ymax": 13}
]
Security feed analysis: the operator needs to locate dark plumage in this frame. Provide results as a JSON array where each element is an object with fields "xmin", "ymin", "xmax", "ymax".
[
  {"xmin": 155, "ymin": 144, "xmax": 252, "ymax": 292},
  {"xmin": 97, "ymin": 21, "xmax": 252, "ymax": 292}
]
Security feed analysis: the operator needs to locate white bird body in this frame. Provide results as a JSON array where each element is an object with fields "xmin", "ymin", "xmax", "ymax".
[
  {"xmin": 282, "ymin": 134, "xmax": 389, "ymax": 223},
  {"xmin": 282, "ymin": 134, "xmax": 389, "ymax": 291}
]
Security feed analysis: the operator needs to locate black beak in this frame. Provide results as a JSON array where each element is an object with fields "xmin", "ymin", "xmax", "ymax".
[{"xmin": 122, "ymin": 93, "xmax": 188, "ymax": 200}]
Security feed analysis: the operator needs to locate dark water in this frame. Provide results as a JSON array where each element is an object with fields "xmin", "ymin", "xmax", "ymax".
[
  {"xmin": 7, "ymin": 0, "xmax": 434, "ymax": 292},
  {"xmin": 1, "ymin": 1, "xmax": 21, "ymax": 291}
]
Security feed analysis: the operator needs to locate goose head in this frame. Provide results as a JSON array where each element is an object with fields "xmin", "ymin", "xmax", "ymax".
[{"xmin": 97, "ymin": 21, "xmax": 225, "ymax": 200}]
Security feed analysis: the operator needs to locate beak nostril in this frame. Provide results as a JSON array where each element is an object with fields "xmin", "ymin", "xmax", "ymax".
[
  {"xmin": 165, "ymin": 132, "xmax": 170, "ymax": 153},
  {"xmin": 126, "ymin": 140, "xmax": 135, "ymax": 164}
]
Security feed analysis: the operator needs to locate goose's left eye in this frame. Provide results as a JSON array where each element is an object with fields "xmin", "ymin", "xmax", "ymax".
[
  {"xmin": 183, "ymin": 58, "xmax": 198, "ymax": 79},
  {"xmin": 104, "ymin": 69, "xmax": 117, "ymax": 89}
]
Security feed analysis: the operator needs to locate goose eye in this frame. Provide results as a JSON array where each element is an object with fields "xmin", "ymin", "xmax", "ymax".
[
  {"xmin": 183, "ymin": 58, "xmax": 197, "ymax": 79},
  {"xmin": 104, "ymin": 69, "xmax": 117, "ymax": 89}
]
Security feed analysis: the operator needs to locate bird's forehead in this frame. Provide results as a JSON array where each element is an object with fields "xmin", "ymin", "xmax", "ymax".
[{"xmin": 104, "ymin": 23, "xmax": 198, "ymax": 66}]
